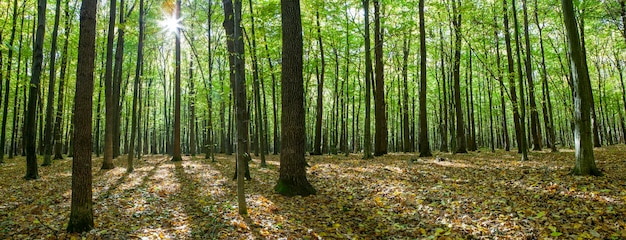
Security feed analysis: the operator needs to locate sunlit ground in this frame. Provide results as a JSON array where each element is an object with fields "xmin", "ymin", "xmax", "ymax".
[{"xmin": 1, "ymin": 145, "xmax": 625, "ymax": 239}]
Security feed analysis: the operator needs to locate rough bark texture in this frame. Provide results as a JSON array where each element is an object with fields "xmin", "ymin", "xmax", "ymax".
[
  {"xmin": 561, "ymin": 0, "xmax": 601, "ymax": 176},
  {"xmin": 67, "ymin": 0, "xmax": 96, "ymax": 232},
  {"xmin": 373, "ymin": 0, "xmax": 387, "ymax": 156},
  {"xmin": 172, "ymin": 0, "xmax": 182, "ymax": 162},
  {"xmin": 102, "ymin": 0, "xmax": 117, "ymax": 170},
  {"xmin": 24, "ymin": 0, "xmax": 47, "ymax": 180},
  {"xmin": 312, "ymin": 10, "xmax": 325, "ymax": 156},
  {"xmin": 362, "ymin": 0, "xmax": 373, "ymax": 159},
  {"xmin": 0, "ymin": 0, "xmax": 19, "ymax": 164},
  {"xmin": 522, "ymin": 0, "xmax": 542, "ymax": 151},
  {"xmin": 42, "ymin": 0, "xmax": 63, "ymax": 166},
  {"xmin": 418, "ymin": 0, "xmax": 431, "ymax": 157},
  {"xmin": 512, "ymin": 0, "xmax": 529, "ymax": 161},
  {"xmin": 503, "ymin": 0, "xmax": 522, "ymax": 154},
  {"xmin": 452, "ymin": 0, "xmax": 467, "ymax": 154},
  {"xmin": 276, "ymin": 0, "xmax": 316, "ymax": 197},
  {"xmin": 233, "ymin": 0, "xmax": 249, "ymax": 214},
  {"xmin": 128, "ymin": 0, "xmax": 144, "ymax": 172},
  {"xmin": 54, "ymin": 0, "xmax": 71, "ymax": 160}
]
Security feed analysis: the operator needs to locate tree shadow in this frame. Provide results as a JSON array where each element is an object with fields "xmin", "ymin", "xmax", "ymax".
[{"xmin": 171, "ymin": 158, "xmax": 234, "ymax": 238}]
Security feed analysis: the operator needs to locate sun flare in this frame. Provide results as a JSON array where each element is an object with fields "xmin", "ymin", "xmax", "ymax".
[{"xmin": 158, "ymin": 14, "xmax": 182, "ymax": 34}]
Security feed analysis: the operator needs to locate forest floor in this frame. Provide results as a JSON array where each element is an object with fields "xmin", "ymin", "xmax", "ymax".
[{"xmin": 1, "ymin": 145, "xmax": 626, "ymax": 239}]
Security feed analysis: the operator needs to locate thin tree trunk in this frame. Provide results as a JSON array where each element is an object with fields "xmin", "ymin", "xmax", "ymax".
[
  {"xmin": 452, "ymin": 0, "xmax": 467, "ymax": 153},
  {"xmin": 102, "ymin": 0, "xmax": 117, "ymax": 169},
  {"xmin": 172, "ymin": 0, "xmax": 182, "ymax": 162},
  {"xmin": 363, "ymin": 0, "xmax": 373, "ymax": 159},
  {"xmin": 248, "ymin": 0, "xmax": 265, "ymax": 166},
  {"xmin": 503, "ymin": 0, "xmax": 523, "ymax": 155},
  {"xmin": 373, "ymin": 0, "xmax": 387, "ymax": 156},
  {"xmin": 439, "ymin": 27, "xmax": 449, "ymax": 152},
  {"xmin": 561, "ymin": 0, "xmax": 600, "ymax": 176},
  {"xmin": 0, "ymin": 0, "xmax": 19, "ymax": 163},
  {"xmin": 24, "ymin": 0, "xmax": 47, "ymax": 179},
  {"xmin": 512, "ymin": 0, "xmax": 529, "ymax": 160},
  {"xmin": 535, "ymin": 0, "xmax": 557, "ymax": 152},
  {"xmin": 42, "ymin": 0, "xmax": 63, "ymax": 166},
  {"xmin": 312, "ymin": 9, "xmax": 325, "ymax": 156},
  {"xmin": 401, "ymin": 37, "xmax": 411, "ymax": 153},
  {"xmin": 128, "ymin": 0, "xmax": 144, "ymax": 172},
  {"xmin": 418, "ymin": 0, "xmax": 431, "ymax": 157},
  {"xmin": 522, "ymin": 0, "xmax": 541, "ymax": 151}
]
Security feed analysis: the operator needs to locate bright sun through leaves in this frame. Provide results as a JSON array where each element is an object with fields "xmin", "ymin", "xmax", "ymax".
[
  {"xmin": 159, "ymin": 0, "xmax": 181, "ymax": 34},
  {"xmin": 158, "ymin": 14, "xmax": 181, "ymax": 34}
]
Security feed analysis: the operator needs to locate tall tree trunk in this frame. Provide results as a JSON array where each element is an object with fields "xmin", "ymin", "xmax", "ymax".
[
  {"xmin": 373, "ymin": 0, "xmax": 387, "ymax": 156},
  {"xmin": 362, "ymin": 0, "xmax": 373, "ymax": 159},
  {"xmin": 561, "ymin": 0, "xmax": 600, "ymax": 176},
  {"xmin": 128, "ymin": 0, "xmax": 144, "ymax": 172},
  {"xmin": 112, "ymin": 0, "xmax": 127, "ymax": 158},
  {"xmin": 452, "ymin": 0, "xmax": 467, "ymax": 153},
  {"xmin": 522, "ymin": 0, "xmax": 542, "ymax": 151},
  {"xmin": 0, "ymin": 0, "xmax": 19, "ymax": 164},
  {"xmin": 439, "ymin": 27, "xmax": 449, "ymax": 152},
  {"xmin": 248, "ymin": 0, "xmax": 266, "ymax": 166},
  {"xmin": 9, "ymin": 11, "xmax": 27, "ymax": 159},
  {"xmin": 276, "ymin": 0, "xmax": 316, "ymax": 197},
  {"xmin": 312, "ymin": 9, "xmax": 325, "ymax": 156},
  {"xmin": 24, "ymin": 0, "xmax": 46, "ymax": 180},
  {"xmin": 503, "ymin": 0, "xmax": 523, "ymax": 155},
  {"xmin": 494, "ymin": 14, "xmax": 510, "ymax": 151},
  {"xmin": 42, "ymin": 0, "xmax": 63, "ymax": 166},
  {"xmin": 401, "ymin": 37, "xmax": 411, "ymax": 153},
  {"xmin": 205, "ymin": 0, "xmax": 215, "ymax": 161},
  {"xmin": 512, "ymin": 0, "xmax": 529, "ymax": 160},
  {"xmin": 535, "ymin": 0, "xmax": 557, "ymax": 152},
  {"xmin": 102, "ymin": 0, "xmax": 117, "ymax": 169},
  {"xmin": 189, "ymin": 46, "xmax": 196, "ymax": 156},
  {"xmin": 418, "ymin": 0, "xmax": 431, "ymax": 157},
  {"xmin": 172, "ymin": 0, "xmax": 182, "ymax": 162},
  {"xmin": 67, "ymin": 0, "xmax": 96, "ymax": 231},
  {"xmin": 263, "ymin": 34, "xmax": 279, "ymax": 155}
]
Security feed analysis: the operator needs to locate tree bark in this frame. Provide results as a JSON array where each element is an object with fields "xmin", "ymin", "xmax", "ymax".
[
  {"xmin": 67, "ymin": 0, "xmax": 96, "ymax": 231},
  {"xmin": 312, "ymin": 9, "xmax": 325, "ymax": 156},
  {"xmin": 561, "ymin": 0, "xmax": 601, "ymax": 176},
  {"xmin": 522, "ymin": 0, "xmax": 542, "ymax": 151},
  {"xmin": 128, "ymin": 0, "xmax": 144, "ymax": 172},
  {"xmin": 535, "ymin": 0, "xmax": 557, "ymax": 152},
  {"xmin": 362, "ymin": 0, "xmax": 373, "ymax": 159},
  {"xmin": 373, "ymin": 0, "xmax": 387, "ymax": 156},
  {"xmin": 248, "ymin": 0, "xmax": 266, "ymax": 166},
  {"xmin": 452, "ymin": 0, "xmax": 467, "ymax": 153},
  {"xmin": 512, "ymin": 0, "xmax": 529, "ymax": 160},
  {"xmin": 276, "ymin": 0, "xmax": 316, "ymax": 197},
  {"xmin": 102, "ymin": 0, "xmax": 116, "ymax": 169},
  {"xmin": 0, "ymin": 0, "xmax": 19, "ymax": 164},
  {"xmin": 24, "ymin": 0, "xmax": 47, "ymax": 180},
  {"xmin": 418, "ymin": 0, "xmax": 431, "ymax": 157},
  {"xmin": 172, "ymin": 0, "xmax": 182, "ymax": 162}
]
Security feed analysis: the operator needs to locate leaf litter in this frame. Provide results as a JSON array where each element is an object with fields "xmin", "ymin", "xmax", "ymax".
[{"xmin": 0, "ymin": 145, "xmax": 625, "ymax": 239}]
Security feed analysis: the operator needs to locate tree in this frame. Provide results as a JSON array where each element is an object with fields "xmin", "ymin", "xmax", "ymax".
[
  {"xmin": 67, "ymin": 0, "xmax": 97, "ymax": 232},
  {"xmin": 417, "ymin": 0, "xmax": 431, "ymax": 157},
  {"xmin": 0, "ymin": 0, "xmax": 19, "ymax": 164},
  {"xmin": 172, "ymin": 0, "xmax": 182, "ymax": 162},
  {"xmin": 128, "ymin": 0, "xmax": 145, "ymax": 172},
  {"xmin": 373, "ymin": 0, "xmax": 387, "ymax": 156},
  {"xmin": 54, "ymin": 0, "xmax": 72, "ymax": 160},
  {"xmin": 512, "ymin": 0, "xmax": 528, "ymax": 160},
  {"xmin": 275, "ymin": 0, "xmax": 316, "ymax": 197},
  {"xmin": 561, "ymin": 0, "xmax": 601, "ymax": 176},
  {"xmin": 24, "ymin": 0, "xmax": 47, "ymax": 180},
  {"xmin": 452, "ymin": 0, "xmax": 467, "ymax": 154},
  {"xmin": 522, "ymin": 0, "xmax": 541, "ymax": 151},
  {"xmin": 503, "ymin": 0, "xmax": 522, "ymax": 155},
  {"xmin": 102, "ymin": 0, "xmax": 117, "ymax": 170},
  {"xmin": 42, "ymin": 0, "xmax": 63, "ymax": 166},
  {"xmin": 312, "ymin": 9, "xmax": 325, "ymax": 156},
  {"xmin": 362, "ymin": 0, "xmax": 373, "ymax": 159}
]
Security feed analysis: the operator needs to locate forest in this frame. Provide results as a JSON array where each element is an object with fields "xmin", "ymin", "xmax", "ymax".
[{"xmin": 1, "ymin": 0, "xmax": 626, "ymax": 238}]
